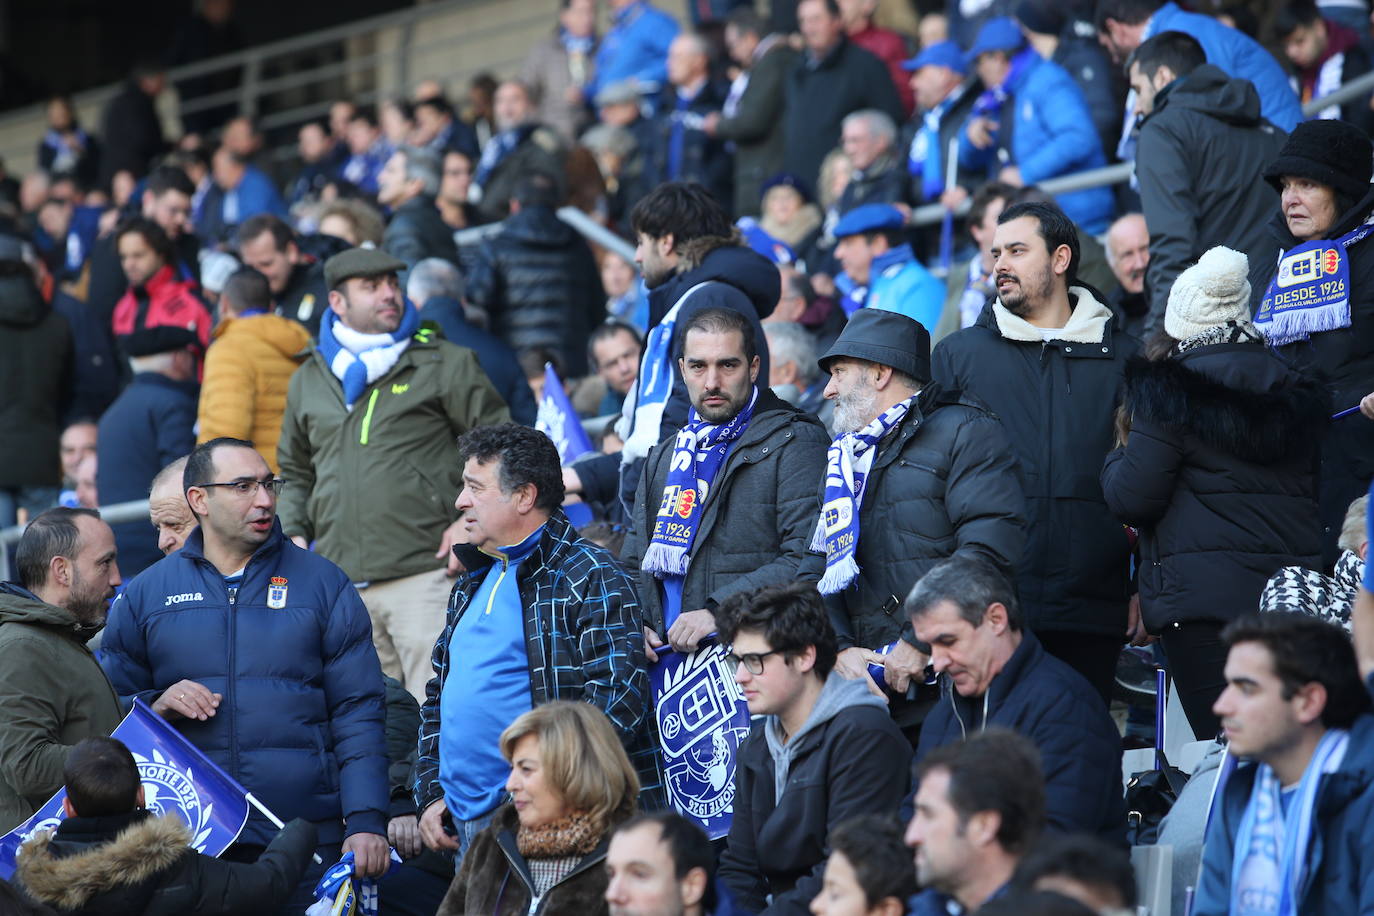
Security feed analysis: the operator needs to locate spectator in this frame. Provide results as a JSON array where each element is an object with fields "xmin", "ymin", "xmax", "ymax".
[
  {"xmin": 932, "ymin": 201, "xmax": 1132, "ymax": 704},
  {"xmin": 108, "ymin": 217, "xmax": 213, "ymax": 372},
  {"xmin": 933, "ymin": 181, "xmax": 1013, "ymax": 339},
  {"xmin": 472, "ymin": 81, "xmax": 567, "ymax": 223},
  {"xmin": 709, "ymin": 8, "xmax": 800, "ymax": 217},
  {"xmin": 434, "ymin": 702, "xmax": 640, "ymax": 913},
  {"xmin": 317, "ymin": 197, "xmax": 386, "ymax": 248},
  {"xmin": 590, "ymin": 0, "xmax": 680, "ymax": 104},
  {"xmin": 97, "ymin": 61, "xmax": 167, "ymax": 188},
  {"xmin": 838, "ymin": 0, "xmax": 915, "ymax": 115},
  {"xmin": 1261, "ymin": 495, "xmax": 1368, "ymax": 629},
  {"xmin": 13, "ymin": 736, "xmax": 316, "ymax": 915},
  {"xmin": 379, "ymin": 97, "xmax": 415, "ymax": 152},
  {"xmin": 810, "ymin": 814, "xmax": 916, "ymax": 916},
  {"xmin": 1277, "ymin": 0, "xmax": 1374, "ymax": 131},
  {"xmin": 165, "ymin": 0, "xmax": 244, "ymax": 137},
  {"xmin": 606, "ymin": 812, "xmax": 715, "ymax": 916},
  {"xmin": 1011, "ymin": 834, "xmax": 1137, "ymax": 914},
  {"xmin": 741, "ymin": 175, "xmax": 823, "ymax": 271},
  {"xmin": 277, "ymin": 248, "xmax": 509, "ymax": 701},
  {"xmin": 1102, "ymin": 247, "xmax": 1325, "ymax": 736},
  {"xmin": 588, "ymin": 320, "xmax": 643, "ymax": 415},
  {"xmin": 0, "ymin": 244, "xmax": 69, "ymax": 529},
  {"xmin": 623, "ymin": 307, "xmax": 828, "ymax": 659},
  {"xmin": 288, "ymin": 119, "xmax": 345, "ymax": 208},
  {"xmin": 196, "ymin": 146, "xmax": 288, "ymax": 244},
  {"xmin": 520, "ymin": 0, "xmax": 599, "ymax": 142},
  {"xmin": 1015, "ymin": 0, "xmax": 1121, "ymax": 156},
  {"xmin": 906, "ymin": 729, "xmax": 1045, "ymax": 915},
  {"xmin": 341, "ymin": 107, "xmax": 389, "ymax": 196},
  {"xmin": 762, "ymin": 321, "xmax": 825, "ymax": 418},
  {"xmin": 1193, "ymin": 614, "xmax": 1374, "ymax": 915},
  {"xmin": 37, "ymin": 95, "xmax": 100, "ymax": 190},
  {"xmin": 601, "ymin": 249, "xmax": 650, "ymax": 330},
  {"xmin": 1262, "ymin": 119, "xmax": 1374, "ymax": 566},
  {"xmin": 976, "ymin": 891, "xmax": 1099, "ymax": 916},
  {"xmin": 102, "ymin": 438, "xmax": 391, "ymax": 901},
  {"xmin": 196, "ymin": 267, "xmax": 310, "ymax": 473},
  {"xmin": 654, "ymin": 34, "xmax": 733, "ymax": 208},
  {"xmin": 437, "ymin": 149, "xmax": 482, "ymax": 238},
  {"xmin": 58, "ymin": 421, "xmax": 97, "ymax": 504},
  {"xmin": 835, "ymin": 110, "xmax": 909, "ymax": 214},
  {"xmin": 716, "ymin": 582, "xmax": 911, "ymax": 916},
  {"xmin": 1095, "ymin": 0, "xmax": 1302, "ymax": 134},
  {"xmin": 412, "ymin": 95, "xmax": 481, "ymax": 162},
  {"xmin": 1130, "ymin": 30, "xmax": 1285, "ymax": 334},
  {"xmin": 235, "ymin": 214, "xmax": 329, "ymax": 337},
  {"xmin": 783, "ymin": 0, "xmax": 903, "ymax": 191},
  {"xmin": 818, "ymin": 309, "xmax": 1025, "ymax": 734},
  {"xmin": 73, "ymin": 454, "xmax": 98, "ymax": 510},
  {"xmin": 908, "ymin": 557, "xmax": 1126, "ymax": 842},
  {"xmin": 414, "ymin": 427, "xmax": 658, "ymax": 862},
  {"xmin": 147, "ymin": 456, "xmax": 196, "ymax": 556},
  {"xmin": 408, "ymin": 257, "xmax": 540, "ymax": 425},
  {"xmin": 959, "ymin": 18, "xmax": 1114, "ymax": 234},
  {"xmin": 0, "ymin": 509, "xmax": 122, "ymax": 832},
  {"xmin": 464, "ymin": 74, "xmax": 500, "ymax": 149},
  {"xmin": 219, "ymin": 116, "xmax": 263, "ymax": 163},
  {"xmin": 1103, "ymin": 212, "xmax": 1150, "ymax": 339},
  {"xmin": 832, "ymin": 203, "xmax": 943, "ymax": 327},
  {"xmin": 902, "ymin": 42, "xmax": 979, "ymax": 210},
  {"xmin": 377, "ymin": 145, "xmax": 460, "ymax": 275}
]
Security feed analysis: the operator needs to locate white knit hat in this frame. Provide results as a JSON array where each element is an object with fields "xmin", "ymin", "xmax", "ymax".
[{"xmin": 1165, "ymin": 246, "xmax": 1253, "ymax": 341}]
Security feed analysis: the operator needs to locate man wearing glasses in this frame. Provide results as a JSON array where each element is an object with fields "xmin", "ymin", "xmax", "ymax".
[
  {"xmin": 714, "ymin": 581, "xmax": 910, "ymax": 916},
  {"xmin": 102, "ymin": 437, "xmax": 391, "ymax": 911}
]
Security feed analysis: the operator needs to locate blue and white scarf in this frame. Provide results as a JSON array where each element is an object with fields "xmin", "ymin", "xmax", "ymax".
[
  {"xmin": 642, "ymin": 388, "xmax": 758, "ymax": 576},
  {"xmin": 317, "ymin": 299, "xmax": 420, "ymax": 409},
  {"xmin": 908, "ymin": 93, "xmax": 959, "ymax": 200},
  {"xmin": 559, "ymin": 27, "xmax": 594, "ymax": 55},
  {"xmin": 811, "ymin": 398, "xmax": 914, "ymax": 593},
  {"xmin": 42, "ymin": 128, "xmax": 90, "ymax": 174},
  {"xmin": 474, "ymin": 125, "xmax": 535, "ymax": 190},
  {"xmin": 1230, "ymin": 728, "xmax": 1350, "ymax": 915},
  {"xmin": 1255, "ymin": 216, "xmax": 1374, "ymax": 345},
  {"xmin": 970, "ymin": 47, "xmax": 1037, "ymax": 124}
]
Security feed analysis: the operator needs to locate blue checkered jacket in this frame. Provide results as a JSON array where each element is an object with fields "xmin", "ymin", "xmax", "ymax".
[{"xmin": 415, "ymin": 510, "xmax": 662, "ymax": 813}]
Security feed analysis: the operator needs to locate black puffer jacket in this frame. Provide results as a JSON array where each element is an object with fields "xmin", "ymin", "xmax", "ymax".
[
  {"xmin": 1101, "ymin": 341, "xmax": 1326, "ymax": 630},
  {"xmin": 464, "ymin": 205, "xmax": 605, "ymax": 376},
  {"xmin": 0, "ymin": 271, "xmax": 70, "ymax": 488},
  {"xmin": 932, "ymin": 290, "xmax": 1134, "ymax": 637}
]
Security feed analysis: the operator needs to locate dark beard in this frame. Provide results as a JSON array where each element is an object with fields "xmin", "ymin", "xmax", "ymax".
[{"xmin": 1000, "ymin": 265, "xmax": 1057, "ymax": 317}]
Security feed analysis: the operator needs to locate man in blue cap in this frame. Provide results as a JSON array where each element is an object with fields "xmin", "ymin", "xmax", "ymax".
[
  {"xmin": 959, "ymin": 17, "xmax": 1115, "ymax": 234},
  {"xmin": 903, "ymin": 41, "xmax": 979, "ymax": 210},
  {"xmin": 833, "ymin": 202, "xmax": 945, "ymax": 330}
]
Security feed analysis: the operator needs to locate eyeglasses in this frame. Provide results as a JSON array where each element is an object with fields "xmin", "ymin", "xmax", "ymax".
[
  {"xmin": 193, "ymin": 477, "xmax": 287, "ymax": 497},
  {"xmin": 724, "ymin": 648, "xmax": 783, "ymax": 676}
]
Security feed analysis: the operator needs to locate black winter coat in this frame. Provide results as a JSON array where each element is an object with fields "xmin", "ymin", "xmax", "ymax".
[
  {"xmin": 464, "ymin": 205, "xmax": 605, "ymax": 377},
  {"xmin": 15, "ymin": 811, "xmax": 315, "ymax": 915},
  {"xmin": 382, "ymin": 194, "xmax": 460, "ymax": 273},
  {"xmin": 650, "ymin": 80, "xmax": 734, "ymax": 210},
  {"xmin": 50, "ymin": 290, "xmax": 118, "ymax": 421},
  {"xmin": 98, "ymin": 81, "xmax": 165, "ymax": 186},
  {"xmin": 835, "ymin": 153, "xmax": 912, "ymax": 214},
  {"xmin": 1101, "ymin": 342, "xmax": 1325, "ymax": 630},
  {"xmin": 932, "ymin": 292, "xmax": 1134, "ymax": 637},
  {"xmin": 275, "ymin": 259, "xmax": 329, "ymax": 338},
  {"xmin": 0, "ymin": 272, "xmax": 70, "ymax": 488},
  {"xmin": 418, "ymin": 295, "xmax": 539, "ymax": 425},
  {"xmin": 914, "ymin": 629, "xmax": 1126, "ymax": 844},
  {"xmin": 1136, "ymin": 65, "xmax": 1285, "ymax": 331}
]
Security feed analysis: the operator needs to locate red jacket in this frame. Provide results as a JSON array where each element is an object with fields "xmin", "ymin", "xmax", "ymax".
[
  {"xmin": 851, "ymin": 25, "xmax": 914, "ymax": 116},
  {"xmin": 112, "ymin": 264, "xmax": 213, "ymax": 374}
]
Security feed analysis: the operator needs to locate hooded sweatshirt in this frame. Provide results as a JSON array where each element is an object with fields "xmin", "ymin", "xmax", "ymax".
[{"xmin": 763, "ymin": 673, "xmax": 888, "ymax": 803}]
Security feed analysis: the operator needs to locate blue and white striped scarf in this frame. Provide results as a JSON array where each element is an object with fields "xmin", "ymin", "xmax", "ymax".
[{"xmin": 317, "ymin": 300, "xmax": 419, "ymax": 409}]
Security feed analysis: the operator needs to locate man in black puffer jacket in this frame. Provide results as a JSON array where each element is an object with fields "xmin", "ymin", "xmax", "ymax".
[
  {"xmin": 464, "ymin": 172, "xmax": 604, "ymax": 377},
  {"xmin": 15, "ymin": 737, "xmax": 316, "ymax": 916}
]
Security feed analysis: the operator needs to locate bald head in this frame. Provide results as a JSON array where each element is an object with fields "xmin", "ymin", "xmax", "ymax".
[
  {"xmin": 149, "ymin": 456, "xmax": 196, "ymax": 555},
  {"xmin": 1105, "ymin": 213, "xmax": 1150, "ymax": 295}
]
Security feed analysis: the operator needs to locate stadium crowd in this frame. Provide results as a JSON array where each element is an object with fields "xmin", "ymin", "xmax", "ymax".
[{"xmin": 7, "ymin": 0, "xmax": 1374, "ymax": 913}]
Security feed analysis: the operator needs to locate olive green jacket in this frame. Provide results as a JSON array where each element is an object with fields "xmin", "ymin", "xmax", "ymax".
[{"xmin": 277, "ymin": 330, "xmax": 510, "ymax": 582}]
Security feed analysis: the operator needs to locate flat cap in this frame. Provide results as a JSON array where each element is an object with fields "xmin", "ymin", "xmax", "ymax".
[
  {"xmin": 833, "ymin": 203, "xmax": 906, "ymax": 239},
  {"xmin": 819, "ymin": 307, "xmax": 931, "ymax": 382},
  {"xmin": 324, "ymin": 247, "xmax": 407, "ymax": 289}
]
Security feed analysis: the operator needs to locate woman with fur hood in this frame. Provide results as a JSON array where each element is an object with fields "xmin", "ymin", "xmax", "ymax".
[{"xmin": 1102, "ymin": 246, "xmax": 1326, "ymax": 739}]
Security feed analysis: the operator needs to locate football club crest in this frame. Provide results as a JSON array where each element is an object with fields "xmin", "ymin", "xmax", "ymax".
[{"xmin": 267, "ymin": 576, "xmax": 288, "ymax": 609}]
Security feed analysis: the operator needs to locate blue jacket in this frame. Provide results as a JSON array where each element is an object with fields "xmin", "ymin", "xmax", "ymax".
[
  {"xmin": 1193, "ymin": 713, "xmax": 1374, "ymax": 915},
  {"xmin": 1147, "ymin": 2, "xmax": 1301, "ymax": 132},
  {"xmin": 913, "ymin": 629, "xmax": 1125, "ymax": 844},
  {"xmin": 959, "ymin": 54, "xmax": 1114, "ymax": 234},
  {"xmin": 100, "ymin": 522, "xmax": 389, "ymax": 847},
  {"xmin": 417, "ymin": 296, "xmax": 539, "ymax": 425},
  {"xmin": 866, "ymin": 244, "xmax": 944, "ymax": 331},
  {"xmin": 591, "ymin": 1, "xmax": 679, "ymax": 98}
]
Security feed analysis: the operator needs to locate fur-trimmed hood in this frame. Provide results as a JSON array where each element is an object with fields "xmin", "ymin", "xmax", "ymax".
[
  {"xmin": 675, "ymin": 229, "xmax": 745, "ymax": 272},
  {"xmin": 16, "ymin": 813, "xmax": 191, "ymax": 910},
  {"xmin": 648, "ymin": 229, "xmax": 781, "ymax": 322},
  {"xmin": 1122, "ymin": 342, "xmax": 1329, "ymax": 465}
]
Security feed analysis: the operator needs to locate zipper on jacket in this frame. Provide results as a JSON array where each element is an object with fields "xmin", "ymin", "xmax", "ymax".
[{"xmin": 359, "ymin": 389, "xmax": 380, "ymax": 445}]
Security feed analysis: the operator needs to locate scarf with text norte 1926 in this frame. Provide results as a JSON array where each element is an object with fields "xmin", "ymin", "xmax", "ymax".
[
  {"xmin": 811, "ymin": 397, "xmax": 913, "ymax": 594},
  {"xmin": 641, "ymin": 388, "xmax": 758, "ymax": 577}
]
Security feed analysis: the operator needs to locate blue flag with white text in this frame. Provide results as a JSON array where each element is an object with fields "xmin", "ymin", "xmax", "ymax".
[
  {"xmin": 536, "ymin": 363, "xmax": 594, "ymax": 465},
  {"xmin": 0, "ymin": 698, "xmax": 250, "ymax": 880}
]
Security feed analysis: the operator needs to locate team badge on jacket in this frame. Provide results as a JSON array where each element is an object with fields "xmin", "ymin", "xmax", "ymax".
[{"xmin": 267, "ymin": 577, "xmax": 288, "ymax": 609}]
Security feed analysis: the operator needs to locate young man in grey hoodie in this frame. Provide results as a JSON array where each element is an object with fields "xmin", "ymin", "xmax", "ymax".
[{"xmin": 716, "ymin": 581, "xmax": 912, "ymax": 916}]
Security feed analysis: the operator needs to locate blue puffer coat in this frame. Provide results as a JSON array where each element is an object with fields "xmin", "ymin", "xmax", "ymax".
[{"xmin": 101, "ymin": 522, "xmax": 388, "ymax": 847}]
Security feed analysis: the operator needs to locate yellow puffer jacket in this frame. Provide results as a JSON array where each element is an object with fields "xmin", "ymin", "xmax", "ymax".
[{"xmin": 197, "ymin": 314, "xmax": 312, "ymax": 472}]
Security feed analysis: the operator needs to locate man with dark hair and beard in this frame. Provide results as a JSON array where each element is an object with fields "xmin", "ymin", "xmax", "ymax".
[
  {"xmin": 932, "ymin": 201, "xmax": 1137, "ymax": 707},
  {"xmin": 815, "ymin": 308, "xmax": 1024, "ymax": 740}
]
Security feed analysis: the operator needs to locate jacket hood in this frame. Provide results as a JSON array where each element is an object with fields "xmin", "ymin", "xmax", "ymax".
[
  {"xmin": 215, "ymin": 312, "xmax": 313, "ymax": 358},
  {"xmin": 764, "ymin": 673, "xmax": 886, "ymax": 800},
  {"xmin": 1150, "ymin": 63, "xmax": 1263, "ymax": 128},
  {"xmin": 669, "ymin": 232, "xmax": 780, "ymax": 318},
  {"xmin": 0, "ymin": 582, "xmax": 79, "ymax": 628},
  {"xmin": 502, "ymin": 205, "xmax": 577, "ymax": 247},
  {"xmin": 1122, "ymin": 343, "xmax": 1328, "ymax": 464},
  {"xmin": 16, "ymin": 812, "xmax": 191, "ymax": 909},
  {"xmin": 986, "ymin": 285, "xmax": 1114, "ymax": 343},
  {"xmin": 0, "ymin": 271, "xmax": 48, "ymax": 328}
]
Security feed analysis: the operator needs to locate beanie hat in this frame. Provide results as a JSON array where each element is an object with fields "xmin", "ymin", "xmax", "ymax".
[
  {"xmin": 1166, "ymin": 246, "xmax": 1254, "ymax": 341},
  {"xmin": 1014, "ymin": 0, "xmax": 1066, "ymax": 37},
  {"xmin": 1263, "ymin": 119, "xmax": 1374, "ymax": 203}
]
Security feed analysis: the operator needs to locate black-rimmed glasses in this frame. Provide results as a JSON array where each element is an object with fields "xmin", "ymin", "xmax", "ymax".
[
  {"xmin": 724, "ymin": 648, "xmax": 783, "ymax": 675},
  {"xmin": 193, "ymin": 477, "xmax": 287, "ymax": 497}
]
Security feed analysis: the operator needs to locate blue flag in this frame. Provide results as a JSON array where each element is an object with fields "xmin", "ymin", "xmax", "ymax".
[
  {"xmin": 536, "ymin": 363, "xmax": 594, "ymax": 465},
  {"xmin": 649, "ymin": 641, "xmax": 752, "ymax": 839},
  {"xmin": 0, "ymin": 698, "xmax": 251, "ymax": 880}
]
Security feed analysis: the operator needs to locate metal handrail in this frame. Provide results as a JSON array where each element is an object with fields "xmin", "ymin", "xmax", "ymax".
[{"xmin": 0, "ymin": 500, "xmax": 151, "ymax": 582}]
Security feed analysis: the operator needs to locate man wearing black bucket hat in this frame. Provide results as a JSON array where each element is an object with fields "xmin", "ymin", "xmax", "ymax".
[{"xmin": 813, "ymin": 307, "xmax": 1024, "ymax": 738}]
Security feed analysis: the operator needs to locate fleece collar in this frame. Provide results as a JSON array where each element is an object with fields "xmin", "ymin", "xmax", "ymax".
[{"xmin": 992, "ymin": 286, "xmax": 1113, "ymax": 344}]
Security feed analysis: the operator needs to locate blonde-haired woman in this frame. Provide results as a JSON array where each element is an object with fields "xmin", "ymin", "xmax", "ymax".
[{"xmin": 438, "ymin": 701, "xmax": 639, "ymax": 916}]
